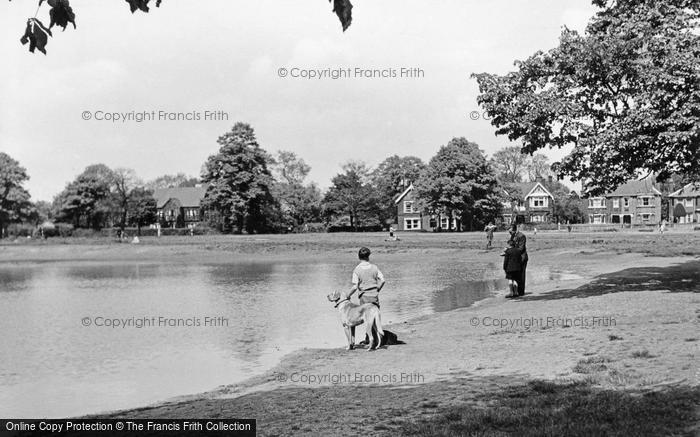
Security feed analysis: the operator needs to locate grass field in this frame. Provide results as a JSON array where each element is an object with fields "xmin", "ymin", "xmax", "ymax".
[{"xmin": 2, "ymin": 230, "xmax": 700, "ymax": 263}]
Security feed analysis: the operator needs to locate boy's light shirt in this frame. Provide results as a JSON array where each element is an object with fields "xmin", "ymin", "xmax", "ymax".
[{"xmin": 352, "ymin": 261, "xmax": 385, "ymax": 289}]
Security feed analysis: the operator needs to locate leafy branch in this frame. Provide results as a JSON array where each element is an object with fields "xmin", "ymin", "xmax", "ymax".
[{"xmin": 13, "ymin": 0, "xmax": 353, "ymax": 55}]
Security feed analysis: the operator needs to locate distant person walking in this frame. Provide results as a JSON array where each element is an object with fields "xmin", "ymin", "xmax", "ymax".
[
  {"xmin": 502, "ymin": 239, "xmax": 522, "ymax": 298},
  {"xmin": 484, "ymin": 222, "xmax": 497, "ymax": 249},
  {"xmin": 508, "ymin": 224, "xmax": 528, "ymax": 296}
]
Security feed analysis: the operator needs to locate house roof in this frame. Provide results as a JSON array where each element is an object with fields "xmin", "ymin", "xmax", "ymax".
[
  {"xmin": 504, "ymin": 181, "xmax": 553, "ymax": 199},
  {"xmin": 669, "ymin": 182, "xmax": 700, "ymax": 198},
  {"xmin": 606, "ymin": 179, "xmax": 662, "ymax": 197},
  {"xmin": 153, "ymin": 186, "xmax": 207, "ymax": 208},
  {"xmin": 394, "ymin": 183, "xmax": 414, "ymax": 204}
]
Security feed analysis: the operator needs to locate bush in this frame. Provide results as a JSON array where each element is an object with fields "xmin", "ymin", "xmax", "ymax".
[
  {"xmin": 327, "ymin": 225, "xmax": 384, "ymax": 233},
  {"xmin": 302, "ymin": 222, "xmax": 327, "ymax": 233},
  {"xmin": 54, "ymin": 223, "xmax": 75, "ymax": 238},
  {"xmin": 71, "ymin": 228, "xmax": 101, "ymax": 238},
  {"xmin": 6, "ymin": 223, "xmax": 36, "ymax": 238},
  {"xmin": 520, "ymin": 223, "xmax": 560, "ymax": 231}
]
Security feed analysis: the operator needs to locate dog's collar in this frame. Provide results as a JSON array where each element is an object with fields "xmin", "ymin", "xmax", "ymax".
[{"xmin": 334, "ymin": 298, "xmax": 350, "ymax": 308}]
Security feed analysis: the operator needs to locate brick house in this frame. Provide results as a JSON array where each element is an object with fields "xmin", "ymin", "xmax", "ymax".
[
  {"xmin": 394, "ymin": 184, "xmax": 459, "ymax": 231},
  {"xmin": 669, "ymin": 182, "xmax": 700, "ymax": 224},
  {"xmin": 501, "ymin": 181, "xmax": 555, "ymax": 225},
  {"xmin": 586, "ymin": 179, "xmax": 662, "ymax": 225},
  {"xmin": 153, "ymin": 186, "xmax": 208, "ymax": 228}
]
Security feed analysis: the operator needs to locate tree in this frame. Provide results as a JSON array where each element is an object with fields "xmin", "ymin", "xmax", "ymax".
[
  {"xmin": 32, "ymin": 200, "xmax": 53, "ymax": 224},
  {"xmin": 271, "ymin": 151, "xmax": 321, "ymax": 230},
  {"xmin": 146, "ymin": 173, "xmax": 199, "ymax": 190},
  {"xmin": 322, "ymin": 161, "xmax": 379, "ymax": 229},
  {"xmin": 543, "ymin": 178, "xmax": 584, "ymax": 224},
  {"xmin": 372, "ymin": 155, "xmax": 426, "ymax": 224},
  {"xmin": 13, "ymin": 0, "xmax": 353, "ymax": 54},
  {"xmin": 201, "ymin": 122, "xmax": 277, "ymax": 234},
  {"xmin": 473, "ymin": 0, "xmax": 700, "ymax": 194},
  {"xmin": 415, "ymin": 138, "xmax": 501, "ymax": 231},
  {"xmin": 553, "ymin": 192, "xmax": 585, "ymax": 224},
  {"xmin": 490, "ymin": 146, "xmax": 527, "ymax": 183},
  {"xmin": 0, "ymin": 152, "xmax": 32, "ymax": 237},
  {"xmin": 127, "ymin": 187, "xmax": 157, "ymax": 234},
  {"xmin": 272, "ymin": 151, "xmax": 311, "ymax": 185},
  {"xmin": 54, "ymin": 164, "xmax": 114, "ymax": 229},
  {"xmin": 526, "ymin": 153, "xmax": 553, "ymax": 182},
  {"xmin": 112, "ymin": 167, "xmax": 141, "ymax": 232}
]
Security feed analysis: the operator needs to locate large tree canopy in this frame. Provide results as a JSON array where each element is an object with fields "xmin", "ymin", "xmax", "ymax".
[
  {"xmin": 13, "ymin": 0, "xmax": 353, "ymax": 54},
  {"xmin": 415, "ymin": 138, "xmax": 501, "ymax": 231},
  {"xmin": 0, "ymin": 152, "xmax": 33, "ymax": 236},
  {"xmin": 372, "ymin": 155, "xmax": 426, "ymax": 224},
  {"xmin": 271, "ymin": 150, "xmax": 322, "ymax": 230},
  {"xmin": 473, "ymin": 0, "xmax": 699, "ymax": 194},
  {"xmin": 201, "ymin": 122, "xmax": 277, "ymax": 234},
  {"xmin": 322, "ymin": 161, "xmax": 378, "ymax": 229}
]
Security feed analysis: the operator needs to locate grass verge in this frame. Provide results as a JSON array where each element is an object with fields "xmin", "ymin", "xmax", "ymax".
[{"xmin": 399, "ymin": 380, "xmax": 700, "ymax": 437}]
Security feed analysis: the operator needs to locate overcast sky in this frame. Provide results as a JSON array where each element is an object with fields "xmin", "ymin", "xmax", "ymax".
[{"xmin": 1, "ymin": 0, "xmax": 598, "ymax": 201}]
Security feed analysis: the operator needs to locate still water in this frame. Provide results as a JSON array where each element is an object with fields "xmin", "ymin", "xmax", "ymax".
[{"xmin": 0, "ymin": 255, "xmax": 563, "ymax": 418}]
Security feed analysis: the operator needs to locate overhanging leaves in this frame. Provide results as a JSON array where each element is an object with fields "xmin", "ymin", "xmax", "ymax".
[
  {"xmin": 40, "ymin": 0, "xmax": 76, "ymax": 30},
  {"xmin": 20, "ymin": 18, "xmax": 52, "ymax": 54},
  {"xmin": 330, "ymin": 0, "xmax": 353, "ymax": 31},
  {"xmin": 473, "ymin": 0, "xmax": 700, "ymax": 194}
]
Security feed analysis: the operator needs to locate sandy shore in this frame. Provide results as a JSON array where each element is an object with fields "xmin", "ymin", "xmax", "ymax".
[{"xmin": 78, "ymin": 239, "xmax": 698, "ymax": 435}]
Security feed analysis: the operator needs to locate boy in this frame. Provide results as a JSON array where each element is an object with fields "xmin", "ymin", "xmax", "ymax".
[
  {"xmin": 349, "ymin": 247, "xmax": 385, "ymax": 307},
  {"xmin": 348, "ymin": 247, "xmax": 385, "ymax": 346},
  {"xmin": 502, "ymin": 239, "xmax": 522, "ymax": 298}
]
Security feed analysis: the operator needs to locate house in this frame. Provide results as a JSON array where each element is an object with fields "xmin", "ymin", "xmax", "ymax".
[
  {"xmin": 394, "ymin": 184, "xmax": 459, "ymax": 231},
  {"xmin": 153, "ymin": 185, "xmax": 208, "ymax": 227},
  {"xmin": 586, "ymin": 196, "xmax": 608, "ymax": 224},
  {"xmin": 669, "ymin": 182, "xmax": 700, "ymax": 224},
  {"xmin": 585, "ymin": 179, "xmax": 662, "ymax": 225},
  {"xmin": 501, "ymin": 181, "xmax": 555, "ymax": 225}
]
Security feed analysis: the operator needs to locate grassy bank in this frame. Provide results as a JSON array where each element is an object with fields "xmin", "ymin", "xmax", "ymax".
[
  {"xmin": 2, "ymin": 231, "xmax": 700, "ymax": 263},
  {"xmin": 400, "ymin": 380, "xmax": 700, "ymax": 437}
]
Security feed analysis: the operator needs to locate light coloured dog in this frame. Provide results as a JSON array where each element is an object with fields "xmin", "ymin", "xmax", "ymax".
[{"xmin": 327, "ymin": 290, "xmax": 384, "ymax": 351}]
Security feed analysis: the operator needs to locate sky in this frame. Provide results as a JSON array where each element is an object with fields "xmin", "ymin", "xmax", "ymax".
[{"xmin": 1, "ymin": 0, "xmax": 598, "ymax": 201}]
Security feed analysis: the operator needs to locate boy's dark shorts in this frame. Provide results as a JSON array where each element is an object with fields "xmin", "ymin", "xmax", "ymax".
[{"xmin": 360, "ymin": 294, "xmax": 380, "ymax": 308}]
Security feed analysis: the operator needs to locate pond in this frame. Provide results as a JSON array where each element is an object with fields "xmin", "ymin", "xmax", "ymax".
[{"xmin": 0, "ymin": 255, "xmax": 568, "ymax": 417}]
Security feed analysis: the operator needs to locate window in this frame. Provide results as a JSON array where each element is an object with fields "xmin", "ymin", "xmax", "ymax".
[
  {"xmin": 440, "ymin": 217, "xmax": 450, "ymax": 229},
  {"xmin": 589, "ymin": 198, "xmax": 605, "ymax": 208},
  {"xmin": 531, "ymin": 197, "xmax": 547, "ymax": 207},
  {"xmin": 612, "ymin": 198, "xmax": 619, "ymax": 208},
  {"xmin": 641, "ymin": 197, "xmax": 651, "ymax": 206},
  {"xmin": 640, "ymin": 213, "xmax": 650, "ymax": 222},
  {"xmin": 531, "ymin": 215, "xmax": 544, "ymax": 223},
  {"xmin": 404, "ymin": 218, "xmax": 421, "ymax": 230},
  {"xmin": 592, "ymin": 214, "xmax": 605, "ymax": 224},
  {"xmin": 403, "ymin": 201, "xmax": 415, "ymax": 214},
  {"xmin": 684, "ymin": 199, "xmax": 694, "ymax": 208},
  {"xmin": 623, "ymin": 198, "xmax": 629, "ymax": 207}
]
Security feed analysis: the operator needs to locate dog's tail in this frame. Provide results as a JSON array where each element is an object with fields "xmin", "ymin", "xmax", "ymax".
[{"xmin": 370, "ymin": 307, "xmax": 384, "ymax": 337}]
